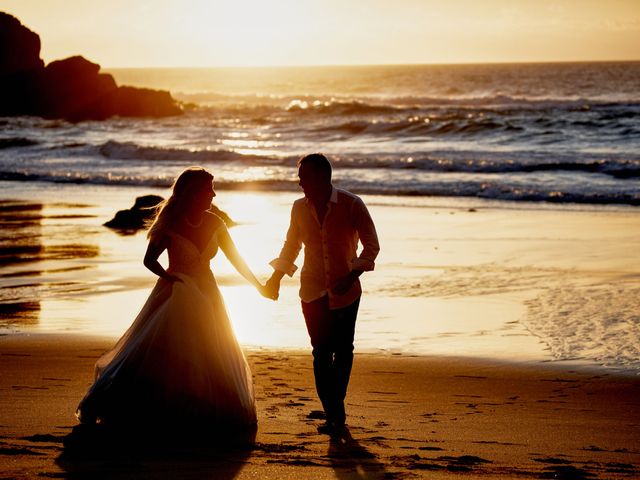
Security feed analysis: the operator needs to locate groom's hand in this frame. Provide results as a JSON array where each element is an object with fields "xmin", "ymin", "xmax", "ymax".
[
  {"xmin": 259, "ymin": 283, "xmax": 278, "ymax": 301},
  {"xmin": 331, "ymin": 270, "xmax": 362, "ymax": 296},
  {"xmin": 264, "ymin": 273, "xmax": 282, "ymax": 301}
]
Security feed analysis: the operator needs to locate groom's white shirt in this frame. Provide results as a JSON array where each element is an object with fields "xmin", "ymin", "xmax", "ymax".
[{"xmin": 270, "ymin": 186, "xmax": 380, "ymax": 309}]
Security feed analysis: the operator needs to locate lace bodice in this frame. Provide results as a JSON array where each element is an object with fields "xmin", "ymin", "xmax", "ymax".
[{"xmin": 166, "ymin": 228, "xmax": 220, "ymax": 277}]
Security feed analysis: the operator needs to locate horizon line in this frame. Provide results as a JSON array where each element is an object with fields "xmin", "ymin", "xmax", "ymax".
[{"xmin": 100, "ymin": 59, "xmax": 640, "ymax": 70}]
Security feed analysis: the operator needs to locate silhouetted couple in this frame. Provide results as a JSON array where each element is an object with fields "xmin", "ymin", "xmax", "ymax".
[{"xmin": 76, "ymin": 153, "xmax": 380, "ymax": 436}]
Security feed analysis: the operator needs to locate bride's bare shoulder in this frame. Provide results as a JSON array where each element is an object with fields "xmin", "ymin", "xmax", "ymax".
[
  {"xmin": 148, "ymin": 226, "xmax": 172, "ymax": 245},
  {"xmin": 204, "ymin": 211, "xmax": 226, "ymax": 232}
]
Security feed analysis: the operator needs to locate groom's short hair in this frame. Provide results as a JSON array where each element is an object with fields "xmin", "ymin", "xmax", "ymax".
[{"xmin": 298, "ymin": 153, "xmax": 332, "ymax": 181}]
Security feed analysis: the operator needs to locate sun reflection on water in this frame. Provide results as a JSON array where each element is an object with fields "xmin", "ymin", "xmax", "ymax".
[
  {"xmin": 31, "ymin": 190, "xmax": 306, "ymax": 346},
  {"xmin": 220, "ymin": 285, "xmax": 308, "ymax": 348},
  {"xmin": 1, "ymin": 187, "xmax": 559, "ymax": 361}
]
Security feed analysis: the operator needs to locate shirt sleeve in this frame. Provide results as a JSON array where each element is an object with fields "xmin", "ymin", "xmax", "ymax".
[
  {"xmin": 351, "ymin": 197, "xmax": 380, "ymax": 272},
  {"xmin": 269, "ymin": 204, "xmax": 302, "ymax": 277}
]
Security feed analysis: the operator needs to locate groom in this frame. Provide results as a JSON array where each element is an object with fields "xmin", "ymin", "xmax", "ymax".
[{"xmin": 266, "ymin": 153, "xmax": 380, "ymax": 432}]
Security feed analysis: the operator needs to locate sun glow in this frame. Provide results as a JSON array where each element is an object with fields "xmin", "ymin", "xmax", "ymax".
[
  {"xmin": 211, "ymin": 1, "xmax": 313, "ymax": 66},
  {"xmin": 212, "ymin": 192, "xmax": 289, "ymax": 277},
  {"xmin": 210, "ymin": 192, "xmax": 310, "ymax": 348},
  {"xmin": 3, "ymin": 0, "xmax": 638, "ymax": 67},
  {"xmin": 158, "ymin": 0, "xmax": 318, "ymax": 67}
]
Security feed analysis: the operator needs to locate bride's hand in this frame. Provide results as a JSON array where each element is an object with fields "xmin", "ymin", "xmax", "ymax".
[
  {"xmin": 165, "ymin": 274, "xmax": 183, "ymax": 284},
  {"xmin": 258, "ymin": 283, "xmax": 278, "ymax": 301}
]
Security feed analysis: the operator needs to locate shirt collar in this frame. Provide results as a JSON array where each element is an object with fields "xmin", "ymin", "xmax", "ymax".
[
  {"xmin": 329, "ymin": 186, "xmax": 338, "ymax": 203},
  {"xmin": 304, "ymin": 185, "xmax": 338, "ymax": 205}
]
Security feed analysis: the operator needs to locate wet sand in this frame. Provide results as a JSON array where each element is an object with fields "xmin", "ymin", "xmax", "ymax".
[
  {"xmin": 1, "ymin": 334, "xmax": 639, "ymax": 479},
  {"xmin": 1, "ymin": 186, "xmax": 640, "ymax": 477},
  {"xmin": 2, "ymin": 186, "xmax": 639, "ymax": 365}
]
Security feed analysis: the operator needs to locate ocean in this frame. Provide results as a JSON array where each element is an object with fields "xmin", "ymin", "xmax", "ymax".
[
  {"xmin": 1, "ymin": 62, "xmax": 639, "ymax": 373},
  {"xmin": 0, "ymin": 62, "xmax": 639, "ymax": 205}
]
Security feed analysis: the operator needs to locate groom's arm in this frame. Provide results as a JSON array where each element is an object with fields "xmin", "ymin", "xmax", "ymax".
[
  {"xmin": 267, "ymin": 205, "xmax": 302, "ymax": 298},
  {"xmin": 331, "ymin": 197, "xmax": 380, "ymax": 295},
  {"xmin": 352, "ymin": 196, "xmax": 380, "ymax": 272}
]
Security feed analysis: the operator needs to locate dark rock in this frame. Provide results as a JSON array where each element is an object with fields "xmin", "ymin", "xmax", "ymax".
[
  {"xmin": 0, "ymin": 68, "xmax": 41, "ymax": 116},
  {"xmin": 132, "ymin": 195, "xmax": 165, "ymax": 211},
  {"xmin": 0, "ymin": 12, "xmax": 182, "ymax": 120},
  {"xmin": 0, "ymin": 12, "xmax": 47, "ymax": 116},
  {"xmin": 104, "ymin": 195, "xmax": 236, "ymax": 233},
  {"xmin": 39, "ymin": 56, "xmax": 119, "ymax": 120},
  {"xmin": 46, "ymin": 55, "xmax": 101, "ymax": 79},
  {"xmin": 110, "ymin": 86, "xmax": 183, "ymax": 118},
  {"xmin": 104, "ymin": 195, "xmax": 164, "ymax": 231},
  {"xmin": 0, "ymin": 12, "xmax": 43, "ymax": 74}
]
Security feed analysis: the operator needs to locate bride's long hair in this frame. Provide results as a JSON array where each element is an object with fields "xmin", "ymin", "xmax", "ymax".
[{"xmin": 147, "ymin": 167, "xmax": 213, "ymax": 240}]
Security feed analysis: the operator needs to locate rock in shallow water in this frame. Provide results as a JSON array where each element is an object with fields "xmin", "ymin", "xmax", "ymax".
[
  {"xmin": 105, "ymin": 195, "xmax": 236, "ymax": 233},
  {"xmin": 104, "ymin": 195, "xmax": 165, "ymax": 232}
]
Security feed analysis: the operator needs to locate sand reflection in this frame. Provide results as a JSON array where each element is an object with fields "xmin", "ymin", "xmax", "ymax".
[
  {"xmin": 0, "ymin": 200, "xmax": 99, "ymax": 329},
  {"xmin": 1, "ymin": 201, "xmax": 44, "ymax": 326},
  {"xmin": 1, "ymin": 192, "xmax": 299, "ymax": 339}
]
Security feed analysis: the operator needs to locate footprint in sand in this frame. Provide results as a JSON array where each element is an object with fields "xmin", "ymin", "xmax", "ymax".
[
  {"xmin": 604, "ymin": 462, "xmax": 637, "ymax": 475},
  {"xmin": 22, "ymin": 434, "xmax": 64, "ymax": 443},
  {"xmin": 402, "ymin": 454, "xmax": 492, "ymax": 473},
  {"xmin": 539, "ymin": 465, "xmax": 596, "ymax": 479},
  {"xmin": 0, "ymin": 444, "xmax": 46, "ymax": 456},
  {"xmin": 438, "ymin": 455, "xmax": 492, "ymax": 472}
]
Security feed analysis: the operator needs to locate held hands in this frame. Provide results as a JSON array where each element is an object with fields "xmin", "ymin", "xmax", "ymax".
[
  {"xmin": 258, "ymin": 269, "xmax": 361, "ymax": 298},
  {"xmin": 260, "ymin": 273, "xmax": 282, "ymax": 301},
  {"xmin": 258, "ymin": 282, "xmax": 278, "ymax": 301}
]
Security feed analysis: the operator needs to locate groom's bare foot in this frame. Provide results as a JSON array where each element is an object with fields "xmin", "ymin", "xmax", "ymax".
[
  {"xmin": 316, "ymin": 421, "xmax": 335, "ymax": 435},
  {"xmin": 307, "ymin": 410, "xmax": 325, "ymax": 420},
  {"xmin": 317, "ymin": 421, "xmax": 348, "ymax": 436}
]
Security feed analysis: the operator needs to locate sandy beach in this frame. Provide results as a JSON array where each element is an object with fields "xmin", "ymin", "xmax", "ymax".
[
  {"xmin": 1, "ymin": 334, "xmax": 639, "ymax": 479},
  {"xmin": 1, "ymin": 185, "xmax": 640, "ymax": 478}
]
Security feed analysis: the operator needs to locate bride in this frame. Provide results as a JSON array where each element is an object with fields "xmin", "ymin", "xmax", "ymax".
[{"xmin": 76, "ymin": 167, "xmax": 270, "ymax": 430}]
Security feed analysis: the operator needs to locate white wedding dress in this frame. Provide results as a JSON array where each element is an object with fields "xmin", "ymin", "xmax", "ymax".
[{"xmin": 76, "ymin": 224, "xmax": 257, "ymax": 429}]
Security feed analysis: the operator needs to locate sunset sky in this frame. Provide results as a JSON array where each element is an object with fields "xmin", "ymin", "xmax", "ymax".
[{"xmin": 3, "ymin": 0, "xmax": 640, "ymax": 67}]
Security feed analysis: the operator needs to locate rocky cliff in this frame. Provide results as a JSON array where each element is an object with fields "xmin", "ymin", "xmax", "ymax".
[{"xmin": 0, "ymin": 12, "xmax": 182, "ymax": 121}]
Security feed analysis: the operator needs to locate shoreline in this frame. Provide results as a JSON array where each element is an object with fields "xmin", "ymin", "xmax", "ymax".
[
  {"xmin": 1, "ymin": 183, "xmax": 639, "ymax": 371},
  {"xmin": 1, "ymin": 333, "xmax": 639, "ymax": 479},
  {"xmin": 1, "ymin": 179, "xmax": 639, "ymax": 212}
]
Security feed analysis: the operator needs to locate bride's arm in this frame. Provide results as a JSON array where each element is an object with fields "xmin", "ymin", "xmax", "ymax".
[
  {"xmin": 216, "ymin": 227, "xmax": 264, "ymax": 291},
  {"xmin": 143, "ymin": 234, "xmax": 180, "ymax": 283}
]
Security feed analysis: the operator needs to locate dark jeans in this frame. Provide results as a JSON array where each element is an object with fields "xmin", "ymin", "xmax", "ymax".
[{"xmin": 302, "ymin": 295, "xmax": 360, "ymax": 425}]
